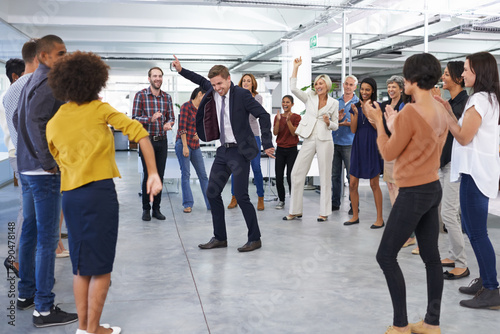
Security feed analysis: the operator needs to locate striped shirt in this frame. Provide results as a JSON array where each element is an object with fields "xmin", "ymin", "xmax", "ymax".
[{"xmin": 132, "ymin": 86, "xmax": 175, "ymax": 137}]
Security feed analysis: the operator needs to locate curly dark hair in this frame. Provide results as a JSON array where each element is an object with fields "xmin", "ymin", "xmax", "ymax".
[
  {"xmin": 403, "ymin": 53, "xmax": 441, "ymax": 90},
  {"xmin": 48, "ymin": 51, "xmax": 109, "ymax": 104}
]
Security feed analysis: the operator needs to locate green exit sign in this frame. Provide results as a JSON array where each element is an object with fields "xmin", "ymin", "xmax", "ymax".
[{"xmin": 310, "ymin": 34, "xmax": 318, "ymax": 49}]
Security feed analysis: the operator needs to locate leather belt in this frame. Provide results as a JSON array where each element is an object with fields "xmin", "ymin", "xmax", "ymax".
[
  {"xmin": 223, "ymin": 142, "xmax": 238, "ymax": 148},
  {"xmin": 150, "ymin": 135, "xmax": 166, "ymax": 141}
]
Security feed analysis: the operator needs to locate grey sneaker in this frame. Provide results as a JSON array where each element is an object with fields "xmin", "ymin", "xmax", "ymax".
[
  {"xmin": 459, "ymin": 277, "xmax": 483, "ymax": 295},
  {"xmin": 275, "ymin": 201, "xmax": 285, "ymax": 210},
  {"xmin": 33, "ymin": 305, "xmax": 78, "ymax": 328}
]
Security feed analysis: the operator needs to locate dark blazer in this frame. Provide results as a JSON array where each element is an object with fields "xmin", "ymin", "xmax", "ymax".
[
  {"xmin": 15, "ymin": 63, "xmax": 64, "ymax": 172},
  {"xmin": 179, "ymin": 68, "xmax": 272, "ymax": 161}
]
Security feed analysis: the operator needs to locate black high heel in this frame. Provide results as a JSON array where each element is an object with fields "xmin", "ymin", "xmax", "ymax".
[{"xmin": 4, "ymin": 258, "xmax": 19, "ymax": 278}]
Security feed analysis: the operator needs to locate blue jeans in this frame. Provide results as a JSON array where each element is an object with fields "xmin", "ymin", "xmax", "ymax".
[
  {"xmin": 231, "ymin": 136, "xmax": 264, "ymax": 197},
  {"xmin": 331, "ymin": 144, "xmax": 351, "ymax": 207},
  {"xmin": 175, "ymin": 139, "xmax": 210, "ymax": 209},
  {"xmin": 18, "ymin": 173, "xmax": 61, "ymax": 312},
  {"xmin": 460, "ymin": 174, "xmax": 499, "ymax": 289}
]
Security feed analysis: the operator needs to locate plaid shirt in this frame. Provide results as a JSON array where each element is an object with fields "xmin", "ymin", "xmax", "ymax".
[
  {"xmin": 176, "ymin": 100, "xmax": 200, "ymax": 150},
  {"xmin": 132, "ymin": 86, "xmax": 174, "ymax": 137}
]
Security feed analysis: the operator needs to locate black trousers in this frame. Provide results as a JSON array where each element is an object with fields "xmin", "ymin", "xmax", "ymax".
[
  {"xmin": 139, "ymin": 138, "xmax": 167, "ymax": 211},
  {"xmin": 207, "ymin": 146, "xmax": 260, "ymax": 242},
  {"xmin": 275, "ymin": 146, "xmax": 298, "ymax": 202},
  {"xmin": 376, "ymin": 180, "xmax": 443, "ymax": 327}
]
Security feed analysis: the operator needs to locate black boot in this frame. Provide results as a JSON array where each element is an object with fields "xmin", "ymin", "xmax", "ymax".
[
  {"xmin": 460, "ymin": 287, "xmax": 500, "ymax": 309},
  {"xmin": 152, "ymin": 209, "xmax": 166, "ymax": 220},
  {"xmin": 142, "ymin": 210, "xmax": 151, "ymax": 221}
]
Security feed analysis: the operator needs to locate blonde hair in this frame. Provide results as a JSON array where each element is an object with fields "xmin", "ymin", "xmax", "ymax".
[{"xmin": 313, "ymin": 74, "xmax": 332, "ymax": 94}]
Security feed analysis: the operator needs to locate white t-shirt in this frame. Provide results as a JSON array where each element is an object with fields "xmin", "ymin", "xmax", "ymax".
[{"xmin": 450, "ymin": 92, "xmax": 500, "ymax": 198}]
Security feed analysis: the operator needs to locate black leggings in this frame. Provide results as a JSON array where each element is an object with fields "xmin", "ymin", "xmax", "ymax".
[
  {"xmin": 376, "ymin": 180, "xmax": 443, "ymax": 327},
  {"xmin": 275, "ymin": 146, "xmax": 298, "ymax": 202}
]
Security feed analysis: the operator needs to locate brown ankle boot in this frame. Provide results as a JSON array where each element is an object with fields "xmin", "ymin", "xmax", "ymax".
[
  {"xmin": 257, "ymin": 196, "xmax": 265, "ymax": 211},
  {"xmin": 227, "ymin": 196, "xmax": 238, "ymax": 209}
]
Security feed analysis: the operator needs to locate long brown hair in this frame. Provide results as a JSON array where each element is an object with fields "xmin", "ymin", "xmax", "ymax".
[
  {"xmin": 238, "ymin": 73, "xmax": 258, "ymax": 96},
  {"xmin": 466, "ymin": 52, "xmax": 500, "ymax": 124}
]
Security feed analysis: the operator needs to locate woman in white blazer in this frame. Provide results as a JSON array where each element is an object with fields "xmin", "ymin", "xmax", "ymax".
[{"xmin": 284, "ymin": 57, "xmax": 339, "ymax": 221}]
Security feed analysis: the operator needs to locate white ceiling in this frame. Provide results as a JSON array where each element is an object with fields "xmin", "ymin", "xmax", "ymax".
[{"xmin": 1, "ymin": 0, "xmax": 500, "ymax": 82}]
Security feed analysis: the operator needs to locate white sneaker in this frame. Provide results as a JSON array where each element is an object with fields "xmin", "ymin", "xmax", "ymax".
[
  {"xmin": 275, "ymin": 201, "xmax": 285, "ymax": 209},
  {"xmin": 56, "ymin": 250, "xmax": 70, "ymax": 258}
]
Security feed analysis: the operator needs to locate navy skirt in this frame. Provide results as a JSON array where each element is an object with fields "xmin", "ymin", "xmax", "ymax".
[{"xmin": 62, "ymin": 179, "xmax": 118, "ymax": 276}]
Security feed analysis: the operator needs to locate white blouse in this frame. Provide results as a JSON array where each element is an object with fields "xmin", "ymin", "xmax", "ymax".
[{"xmin": 450, "ymin": 92, "xmax": 500, "ymax": 198}]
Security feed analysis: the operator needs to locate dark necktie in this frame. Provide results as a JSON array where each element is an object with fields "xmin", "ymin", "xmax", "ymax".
[{"xmin": 220, "ymin": 96, "xmax": 226, "ymax": 145}]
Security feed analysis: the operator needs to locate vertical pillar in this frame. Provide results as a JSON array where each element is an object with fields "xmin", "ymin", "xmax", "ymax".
[
  {"xmin": 424, "ymin": 1, "xmax": 429, "ymax": 52},
  {"xmin": 341, "ymin": 12, "xmax": 347, "ymax": 94},
  {"xmin": 348, "ymin": 34, "xmax": 353, "ymax": 76}
]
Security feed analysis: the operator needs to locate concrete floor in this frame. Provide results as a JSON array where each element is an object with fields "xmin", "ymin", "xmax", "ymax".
[{"xmin": 0, "ymin": 151, "xmax": 499, "ymax": 334}]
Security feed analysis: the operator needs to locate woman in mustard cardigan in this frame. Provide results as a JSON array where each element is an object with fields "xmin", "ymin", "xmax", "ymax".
[{"xmin": 47, "ymin": 51, "xmax": 162, "ymax": 334}]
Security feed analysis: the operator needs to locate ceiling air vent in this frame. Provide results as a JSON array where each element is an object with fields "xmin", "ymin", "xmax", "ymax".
[{"xmin": 372, "ymin": 51, "xmax": 403, "ymax": 59}]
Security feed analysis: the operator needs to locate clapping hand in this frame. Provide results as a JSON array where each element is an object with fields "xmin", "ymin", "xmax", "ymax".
[
  {"xmin": 385, "ymin": 104, "xmax": 398, "ymax": 133},
  {"xmin": 338, "ymin": 108, "xmax": 345, "ymax": 121},
  {"xmin": 363, "ymin": 100, "xmax": 383, "ymax": 125},
  {"xmin": 152, "ymin": 112, "xmax": 162, "ymax": 121},
  {"xmin": 351, "ymin": 103, "xmax": 359, "ymax": 116},
  {"xmin": 322, "ymin": 114, "xmax": 330, "ymax": 127},
  {"xmin": 163, "ymin": 122, "xmax": 173, "ymax": 131},
  {"xmin": 433, "ymin": 95, "xmax": 457, "ymax": 123},
  {"xmin": 338, "ymin": 108, "xmax": 349, "ymax": 126}
]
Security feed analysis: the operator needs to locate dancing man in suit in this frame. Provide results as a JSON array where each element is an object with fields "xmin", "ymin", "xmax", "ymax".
[{"xmin": 172, "ymin": 56, "xmax": 274, "ymax": 252}]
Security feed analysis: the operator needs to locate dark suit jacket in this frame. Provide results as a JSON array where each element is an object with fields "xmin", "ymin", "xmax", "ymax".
[{"xmin": 179, "ymin": 68, "xmax": 272, "ymax": 161}]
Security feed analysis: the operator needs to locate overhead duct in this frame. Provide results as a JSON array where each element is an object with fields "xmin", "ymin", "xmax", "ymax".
[
  {"xmin": 312, "ymin": 15, "xmax": 441, "ymax": 62},
  {"xmin": 314, "ymin": 23, "xmax": 474, "ymax": 70}
]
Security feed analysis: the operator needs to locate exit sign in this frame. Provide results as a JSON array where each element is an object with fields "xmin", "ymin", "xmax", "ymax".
[{"xmin": 310, "ymin": 34, "xmax": 318, "ymax": 49}]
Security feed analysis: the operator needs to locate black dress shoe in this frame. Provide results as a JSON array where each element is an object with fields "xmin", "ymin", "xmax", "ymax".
[
  {"xmin": 344, "ymin": 219, "xmax": 359, "ymax": 226},
  {"xmin": 331, "ymin": 204, "xmax": 340, "ymax": 211},
  {"xmin": 370, "ymin": 221, "xmax": 385, "ymax": 229},
  {"xmin": 142, "ymin": 210, "xmax": 151, "ymax": 221},
  {"xmin": 198, "ymin": 237, "xmax": 227, "ymax": 249},
  {"xmin": 152, "ymin": 210, "xmax": 166, "ymax": 220},
  {"xmin": 237, "ymin": 239, "xmax": 262, "ymax": 252},
  {"xmin": 444, "ymin": 267, "xmax": 470, "ymax": 280}
]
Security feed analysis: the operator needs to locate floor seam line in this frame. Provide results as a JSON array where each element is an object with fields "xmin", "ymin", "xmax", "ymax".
[{"xmin": 166, "ymin": 190, "xmax": 211, "ymax": 334}]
